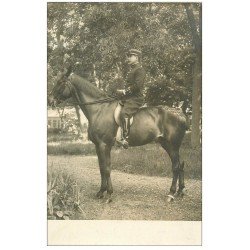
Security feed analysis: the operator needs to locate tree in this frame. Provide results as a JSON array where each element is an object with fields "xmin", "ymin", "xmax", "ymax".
[
  {"xmin": 47, "ymin": 3, "xmax": 201, "ymax": 142},
  {"xmin": 184, "ymin": 3, "xmax": 202, "ymax": 148}
]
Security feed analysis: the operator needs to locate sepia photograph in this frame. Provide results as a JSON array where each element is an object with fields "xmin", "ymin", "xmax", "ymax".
[
  {"xmin": 47, "ymin": 2, "xmax": 202, "ymax": 245},
  {"xmin": 3, "ymin": 0, "xmax": 250, "ymax": 249}
]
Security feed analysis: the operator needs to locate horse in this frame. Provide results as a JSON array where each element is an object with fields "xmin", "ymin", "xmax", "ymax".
[{"xmin": 48, "ymin": 68, "xmax": 188, "ymax": 203}]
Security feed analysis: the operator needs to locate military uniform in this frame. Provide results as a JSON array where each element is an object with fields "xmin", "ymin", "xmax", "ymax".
[
  {"xmin": 116, "ymin": 49, "xmax": 146, "ymax": 147},
  {"xmin": 121, "ymin": 63, "xmax": 146, "ymax": 118}
]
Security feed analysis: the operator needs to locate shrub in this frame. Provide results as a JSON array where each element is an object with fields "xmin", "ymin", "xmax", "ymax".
[
  {"xmin": 47, "ymin": 132, "xmax": 77, "ymax": 143},
  {"xmin": 47, "ymin": 142, "xmax": 96, "ymax": 155},
  {"xmin": 47, "ymin": 167, "xmax": 84, "ymax": 220},
  {"xmin": 47, "ymin": 128, "xmax": 61, "ymax": 134}
]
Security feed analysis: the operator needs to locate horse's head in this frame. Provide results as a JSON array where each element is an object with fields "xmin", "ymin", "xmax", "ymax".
[{"xmin": 48, "ymin": 67, "xmax": 73, "ymax": 107}]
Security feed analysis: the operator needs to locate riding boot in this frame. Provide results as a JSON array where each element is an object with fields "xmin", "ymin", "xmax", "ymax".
[
  {"xmin": 124, "ymin": 118, "xmax": 130, "ymax": 138},
  {"xmin": 121, "ymin": 117, "xmax": 130, "ymax": 149}
]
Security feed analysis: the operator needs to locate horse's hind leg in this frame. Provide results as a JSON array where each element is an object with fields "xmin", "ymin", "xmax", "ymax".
[
  {"xmin": 177, "ymin": 161, "xmax": 185, "ymax": 197},
  {"xmin": 168, "ymin": 149, "xmax": 181, "ymax": 202},
  {"xmin": 160, "ymin": 140, "xmax": 182, "ymax": 202}
]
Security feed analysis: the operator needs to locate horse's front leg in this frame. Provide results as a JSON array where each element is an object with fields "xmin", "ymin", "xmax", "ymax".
[
  {"xmin": 95, "ymin": 143, "xmax": 113, "ymax": 202},
  {"xmin": 104, "ymin": 144, "xmax": 113, "ymax": 203},
  {"xmin": 95, "ymin": 144, "xmax": 107, "ymax": 199}
]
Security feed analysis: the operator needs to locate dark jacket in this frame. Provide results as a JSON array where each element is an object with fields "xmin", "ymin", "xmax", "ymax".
[
  {"xmin": 124, "ymin": 63, "xmax": 146, "ymax": 98},
  {"xmin": 120, "ymin": 63, "xmax": 146, "ymax": 118}
]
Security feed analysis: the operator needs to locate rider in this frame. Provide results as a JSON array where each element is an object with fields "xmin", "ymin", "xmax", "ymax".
[{"xmin": 116, "ymin": 49, "xmax": 146, "ymax": 147}]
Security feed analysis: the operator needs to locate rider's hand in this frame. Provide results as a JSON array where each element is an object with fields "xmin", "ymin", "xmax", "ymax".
[{"xmin": 116, "ymin": 89, "xmax": 126, "ymax": 96}]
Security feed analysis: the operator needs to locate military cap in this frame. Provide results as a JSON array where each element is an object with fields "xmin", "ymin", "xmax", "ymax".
[{"xmin": 127, "ymin": 49, "xmax": 142, "ymax": 56}]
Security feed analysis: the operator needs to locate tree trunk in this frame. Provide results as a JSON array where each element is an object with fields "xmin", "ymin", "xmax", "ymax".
[
  {"xmin": 191, "ymin": 54, "xmax": 202, "ymax": 147},
  {"xmin": 185, "ymin": 3, "xmax": 202, "ymax": 148}
]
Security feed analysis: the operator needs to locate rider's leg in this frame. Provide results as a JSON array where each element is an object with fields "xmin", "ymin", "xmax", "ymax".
[
  {"xmin": 120, "ymin": 109, "xmax": 129, "ymax": 148},
  {"xmin": 120, "ymin": 107, "xmax": 130, "ymax": 139},
  {"xmin": 123, "ymin": 117, "xmax": 130, "ymax": 139}
]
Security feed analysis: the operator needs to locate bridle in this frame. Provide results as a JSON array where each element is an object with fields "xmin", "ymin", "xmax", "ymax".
[{"xmin": 49, "ymin": 73, "xmax": 118, "ymax": 108}]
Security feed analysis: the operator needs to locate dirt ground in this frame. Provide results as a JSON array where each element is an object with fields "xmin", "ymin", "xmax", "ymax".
[{"xmin": 48, "ymin": 155, "xmax": 202, "ymax": 221}]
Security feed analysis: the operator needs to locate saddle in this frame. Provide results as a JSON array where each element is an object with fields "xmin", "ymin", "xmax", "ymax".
[
  {"xmin": 114, "ymin": 103, "xmax": 134, "ymax": 126},
  {"xmin": 114, "ymin": 103, "xmax": 134, "ymax": 142}
]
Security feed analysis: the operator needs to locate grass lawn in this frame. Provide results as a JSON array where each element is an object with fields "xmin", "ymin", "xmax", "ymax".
[{"xmin": 47, "ymin": 132, "xmax": 201, "ymax": 179}]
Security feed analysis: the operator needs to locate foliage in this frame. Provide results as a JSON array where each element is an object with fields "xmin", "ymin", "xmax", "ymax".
[
  {"xmin": 47, "ymin": 168, "xmax": 84, "ymax": 219},
  {"xmin": 47, "ymin": 141, "xmax": 95, "ymax": 155},
  {"xmin": 47, "ymin": 132, "xmax": 79, "ymax": 143},
  {"xmin": 48, "ymin": 107, "xmax": 88, "ymax": 137},
  {"xmin": 47, "ymin": 2, "xmax": 201, "ymax": 108},
  {"xmin": 145, "ymin": 75, "xmax": 191, "ymax": 107}
]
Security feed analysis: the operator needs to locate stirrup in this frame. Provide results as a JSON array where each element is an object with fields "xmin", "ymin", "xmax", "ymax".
[{"xmin": 121, "ymin": 139, "xmax": 129, "ymax": 149}]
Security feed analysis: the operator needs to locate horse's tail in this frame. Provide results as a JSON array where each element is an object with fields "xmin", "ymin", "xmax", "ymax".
[
  {"xmin": 178, "ymin": 100, "xmax": 190, "ymax": 131},
  {"xmin": 180, "ymin": 100, "xmax": 188, "ymax": 116},
  {"xmin": 179, "ymin": 110, "xmax": 189, "ymax": 132}
]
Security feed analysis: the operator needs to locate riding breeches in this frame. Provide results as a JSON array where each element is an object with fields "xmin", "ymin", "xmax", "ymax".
[{"xmin": 120, "ymin": 97, "xmax": 144, "ymax": 118}]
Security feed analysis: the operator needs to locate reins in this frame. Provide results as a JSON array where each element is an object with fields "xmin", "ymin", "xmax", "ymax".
[
  {"xmin": 65, "ymin": 96, "xmax": 118, "ymax": 106},
  {"xmin": 49, "ymin": 73, "xmax": 119, "ymax": 110},
  {"xmin": 64, "ymin": 78, "xmax": 118, "ymax": 106}
]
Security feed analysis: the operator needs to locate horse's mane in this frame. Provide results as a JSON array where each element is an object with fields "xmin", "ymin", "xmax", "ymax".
[{"xmin": 71, "ymin": 74, "xmax": 107, "ymax": 98}]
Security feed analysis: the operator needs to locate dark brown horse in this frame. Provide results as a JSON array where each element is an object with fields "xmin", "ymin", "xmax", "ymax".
[{"xmin": 48, "ymin": 68, "xmax": 188, "ymax": 203}]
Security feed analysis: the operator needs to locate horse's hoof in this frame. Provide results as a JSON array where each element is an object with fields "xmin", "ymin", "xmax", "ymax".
[
  {"xmin": 96, "ymin": 192, "xmax": 104, "ymax": 199},
  {"xmin": 102, "ymin": 197, "xmax": 112, "ymax": 203},
  {"xmin": 177, "ymin": 188, "xmax": 187, "ymax": 198},
  {"xmin": 105, "ymin": 198, "xmax": 112, "ymax": 204},
  {"xmin": 167, "ymin": 194, "xmax": 175, "ymax": 202},
  {"xmin": 103, "ymin": 194, "xmax": 112, "ymax": 203}
]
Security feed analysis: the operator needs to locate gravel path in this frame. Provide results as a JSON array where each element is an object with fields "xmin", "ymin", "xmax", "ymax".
[{"xmin": 48, "ymin": 155, "xmax": 202, "ymax": 221}]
